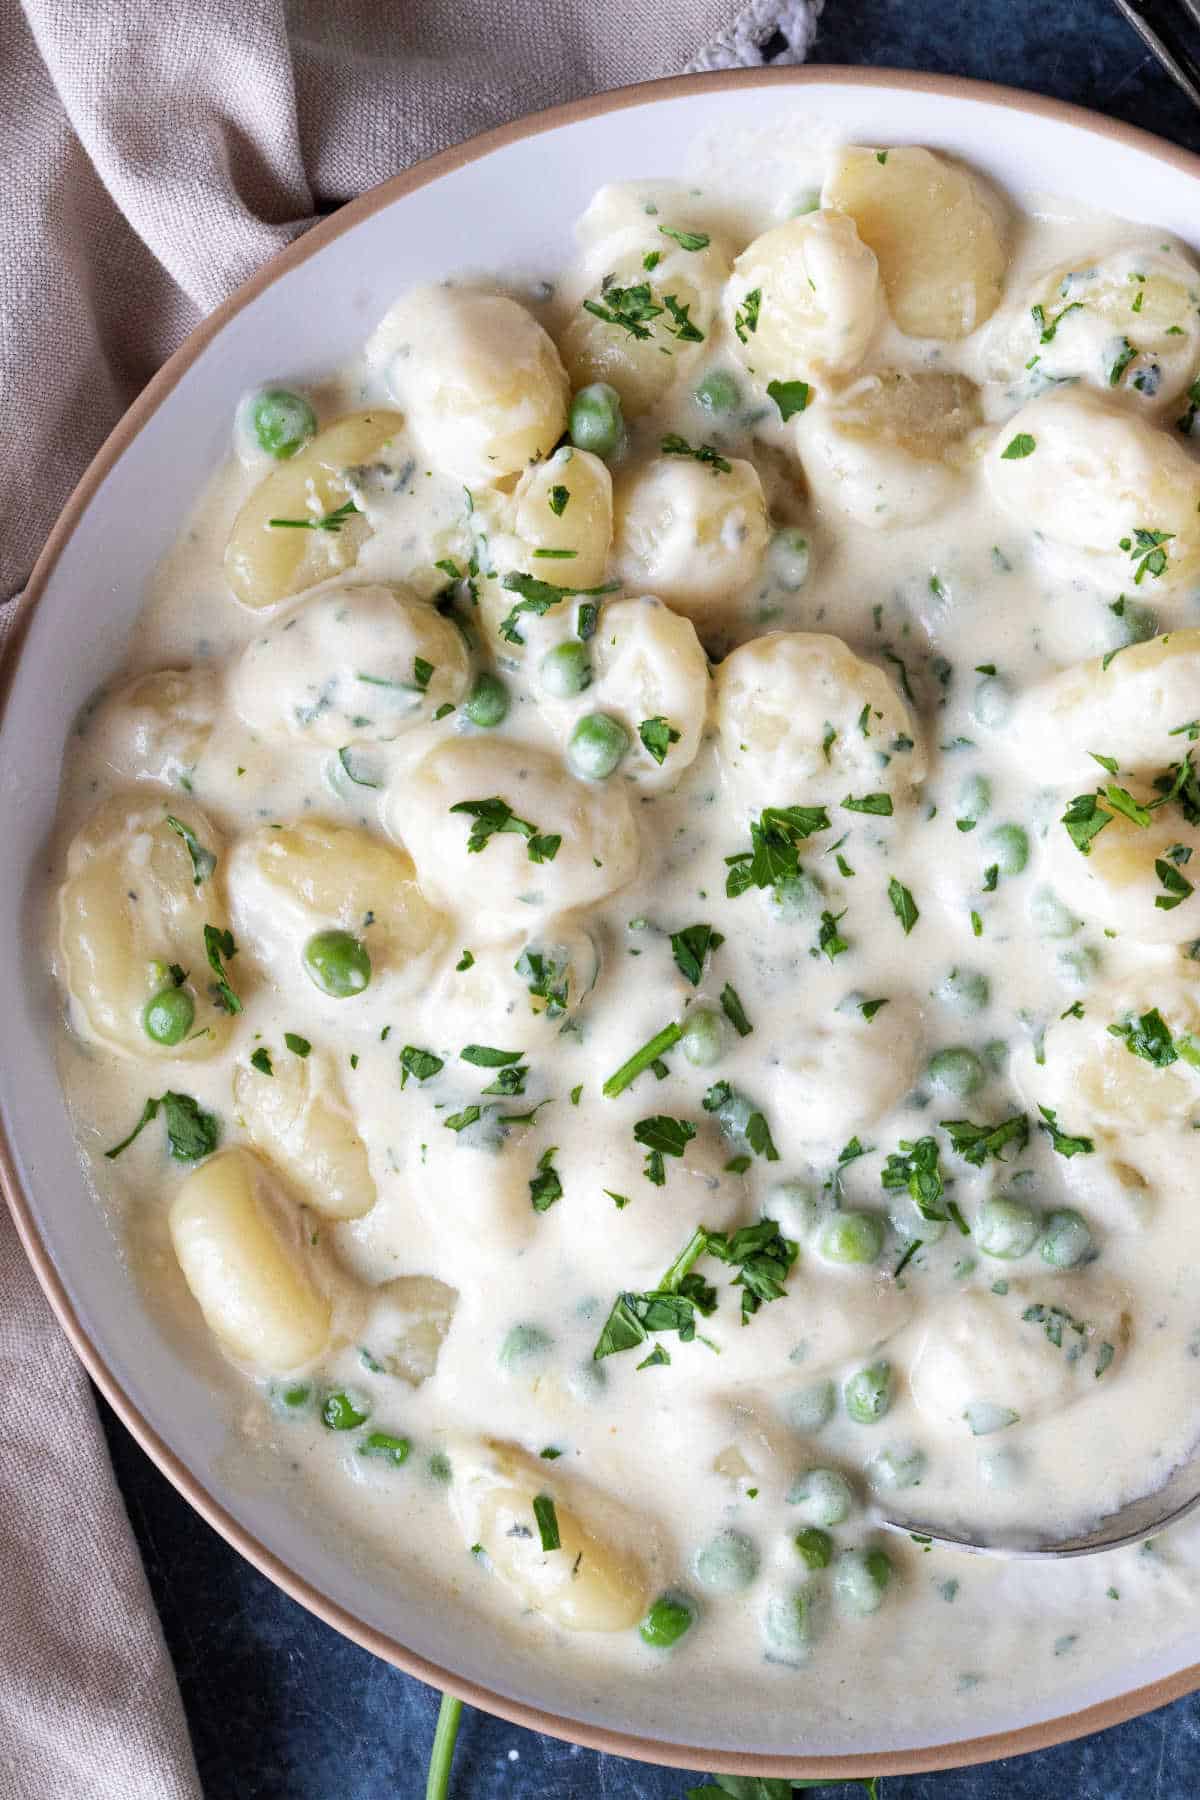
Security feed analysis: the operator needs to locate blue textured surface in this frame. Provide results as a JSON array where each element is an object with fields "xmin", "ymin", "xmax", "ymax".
[{"xmin": 102, "ymin": 4, "xmax": 1200, "ymax": 1793}]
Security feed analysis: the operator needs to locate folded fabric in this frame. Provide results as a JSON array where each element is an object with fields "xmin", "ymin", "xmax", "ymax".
[{"xmin": 0, "ymin": 2, "xmax": 820, "ymax": 1795}]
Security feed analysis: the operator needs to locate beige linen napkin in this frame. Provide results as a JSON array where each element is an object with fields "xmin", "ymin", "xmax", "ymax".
[{"xmin": 0, "ymin": 2, "xmax": 820, "ymax": 1793}]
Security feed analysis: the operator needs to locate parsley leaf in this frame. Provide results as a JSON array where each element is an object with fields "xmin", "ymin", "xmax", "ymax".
[
  {"xmin": 532, "ymin": 1493, "xmax": 561, "ymax": 1551},
  {"xmin": 705, "ymin": 1218, "xmax": 797, "ymax": 1323},
  {"xmin": 881, "ymin": 1135, "xmax": 954, "ymax": 1226},
  {"xmin": 939, "ymin": 1114, "xmax": 1030, "ymax": 1168},
  {"xmin": 249, "ymin": 1047, "xmax": 273, "ymax": 1076},
  {"xmin": 448, "ymin": 796, "xmax": 561, "ymax": 864},
  {"xmin": 105, "ymin": 1092, "xmax": 219, "ymax": 1163},
  {"xmin": 733, "ymin": 287, "xmax": 761, "ymax": 343},
  {"xmin": 887, "ymin": 878, "xmax": 919, "ymax": 935},
  {"xmin": 766, "ymin": 379, "xmax": 811, "ymax": 421},
  {"xmin": 460, "ymin": 1045, "xmax": 523, "ymax": 1068},
  {"xmin": 165, "ymin": 815, "xmax": 216, "ymax": 884},
  {"xmin": 725, "ymin": 806, "xmax": 831, "ymax": 898},
  {"xmin": 1001, "ymin": 433, "xmax": 1037, "ymax": 460},
  {"xmin": 1155, "ymin": 855, "xmax": 1195, "ymax": 911},
  {"xmin": 583, "ymin": 281, "xmax": 662, "ymax": 340},
  {"xmin": 670, "ymin": 922, "xmax": 724, "ymax": 986},
  {"xmin": 530, "ymin": 1147, "xmax": 563, "ymax": 1213},
  {"xmin": 639, "ymin": 715, "xmax": 682, "ymax": 764},
  {"xmin": 203, "ymin": 924, "xmax": 241, "ymax": 1015},
  {"xmin": 658, "ymin": 225, "xmax": 710, "ymax": 251},
  {"xmin": 842, "ymin": 792, "xmax": 894, "ymax": 816},
  {"xmin": 633, "ymin": 1115, "xmax": 696, "ymax": 1184},
  {"xmin": 1107, "ymin": 1008, "xmax": 1177, "ymax": 1066},
  {"xmin": 719, "ymin": 984, "xmax": 753, "ymax": 1037},
  {"xmin": 400, "ymin": 1046, "xmax": 443, "ymax": 1088},
  {"xmin": 548, "ymin": 484, "xmax": 569, "ymax": 517},
  {"xmin": 284, "ymin": 1032, "xmax": 311, "ymax": 1058},
  {"xmin": 496, "ymin": 571, "xmax": 618, "ymax": 644},
  {"xmin": 1037, "ymin": 1104, "xmax": 1095, "ymax": 1158},
  {"xmin": 660, "ymin": 434, "xmax": 731, "ymax": 473}
]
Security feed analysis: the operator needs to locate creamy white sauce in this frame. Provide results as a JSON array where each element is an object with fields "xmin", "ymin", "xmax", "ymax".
[{"xmin": 45, "ymin": 141, "xmax": 1200, "ymax": 1744}]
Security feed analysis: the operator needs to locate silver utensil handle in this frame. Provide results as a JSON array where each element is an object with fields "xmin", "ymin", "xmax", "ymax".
[{"xmin": 1110, "ymin": 0, "xmax": 1200, "ymax": 109}]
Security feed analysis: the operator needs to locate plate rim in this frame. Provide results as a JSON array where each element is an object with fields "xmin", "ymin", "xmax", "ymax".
[{"xmin": 6, "ymin": 62, "xmax": 1200, "ymax": 1777}]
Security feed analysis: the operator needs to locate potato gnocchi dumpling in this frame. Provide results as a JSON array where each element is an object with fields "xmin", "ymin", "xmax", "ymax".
[
  {"xmin": 612, "ymin": 454, "xmax": 769, "ymax": 621},
  {"xmin": 227, "ymin": 819, "xmax": 444, "ymax": 995},
  {"xmin": 1007, "ymin": 630, "xmax": 1200, "ymax": 784},
  {"xmin": 825, "ymin": 145, "xmax": 1007, "ymax": 339},
  {"xmin": 394, "ymin": 739, "xmax": 639, "ymax": 937},
  {"xmin": 716, "ymin": 631, "xmax": 925, "ymax": 806},
  {"xmin": 230, "ymin": 581, "xmax": 469, "ymax": 746},
  {"xmin": 1008, "ymin": 242, "xmax": 1200, "ymax": 409},
  {"xmin": 88, "ymin": 667, "xmax": 220, "ymax": 790},
  {"xmin": 358, "ymin": 1276, "xmax": 458, "ymax": 1386},
  {"xmin": 1040, "ymin": 791, "xmax": 1200, "ymax": 944},
  {"xmin": 986, "ymin": 387, "xmax": 1200, "ymax": 592},
  {"xmin": 801, "ymin": 370, "xmax": 982, "ymax": 529},
  {"xmin": 722, "ymin": 209, "xmax": 882, "ymax": 385},
  {"xmin": 58, "ymin": 796, "xmax": 232, "ymax": 1059},
  {"xmin": 225, "ymin": 411, "xmax": 403, "ymax": 609},
  {"xmin": 512, "ymin": 447, "xmax": 613, "ymax": 588},
  {"xmin": 369, "ymin": 287, "xmax": 568, "ymax": 485},
  {"xmin": 450, "ymin": 1439, "xmax": 652, "ymax": 1630},
  {"xmin": 234, "ymin": 1048, "xmax": 376, "ymax": 1220},
  {"xmin": 421, "ymin": 925, "xmax": 601, "ymax": 1047},
  {"xmin": 555, "ymin": 226, "xmax": 730, "ymax": 416},
  {"xmin": 540, "ymin": 596, "xmax": 709, "ymax": 792},
  {"xmin": 909, "ymin": 1277, "xmax": 1130, "ymax": 1432},
  {"xmin": 1015, "ymin": 977, "xmax": 1200, "ymax": 1142},
  {"xmin": 169, "ymin": 1149, "xmax": 333, "ymax": 1372},
  {"xmin": 766, "ymin": 992, "xmax": 925, "ymax": 1158}
]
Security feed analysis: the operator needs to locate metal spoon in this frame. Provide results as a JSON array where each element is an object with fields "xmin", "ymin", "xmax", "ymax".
[
  {"xmin": 877, "ymin": 1449, "xmax": 1200, "ymax": 1557},
  {"xmin": 1109, "ymin": 0, "xmax": 1200, "ymax": 111}
]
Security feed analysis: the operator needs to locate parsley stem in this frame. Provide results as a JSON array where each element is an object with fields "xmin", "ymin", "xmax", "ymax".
[
  {"xmin": 659, "ymin": 1226, "xmax": 709, "ymax": 1292},
  {"xmin": 602, "ymin": 1021, "xmax": 683, "ymax": 1098},
  {"xmin": 425, "ymin": 1692, "xmax": 463, "ymax": 1800}
]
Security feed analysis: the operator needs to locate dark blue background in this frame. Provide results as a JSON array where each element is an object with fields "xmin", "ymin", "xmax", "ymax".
[{"xmin": 102, "ymin": 4, "xmax": 1200, "ymax": 1793}]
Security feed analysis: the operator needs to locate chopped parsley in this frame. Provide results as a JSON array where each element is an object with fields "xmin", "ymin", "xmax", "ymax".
[
  {"xmin": 881, "ymin": 1136, "xmax": 966, "ymax": 1233},
  {"xmin": 719, "ymin": 984, "xmax": 753, "ymax": 1037},
  {"xmin": 532, "ymin": 1494, "xmax": 561, "ymax": 1552},
  {"xmin": 1001, "ymin": 433, "xmax": 1036, "ymax": 460},
  {"xmin": 1037, "ymin": 1104, "xmax": 1095, "ymax": 1159},
  {"xmin": 105, "ymin": 1092, "xmax": 219, "ymax": 1163},
  {"xmin": 887, "ymin": 878, "xmax": 919, "ymax": 935},
  {"xmin": 268, "ymin": 498, "xmax": 360, "ymax": 533},
  {"xmin": 1120, "ymin": 526, "xmax": 1175, "ymax": 584},
  {"xmin": 1107, "ymin": 1008, "xmax": 1178, "ymax": 1066},
  {"xmin": 497, "ymin": 572, "xmax": 619, "ymax": 644},
  {"xmin": 530, "ymin": 1147, "xmax": 563, "ymax": 1213},
  {"xmin": 658, "ymin": 225, "xmax": 710, "ymax": 251},
  {"xmin": 548, "ymin": 484, "xmax": 569, "ymax": 517},
  {"xmin": 633, "ymin": 1114, "xmax": 697, "ymax": 1185},
  {"xmin": 842, "ymin": 792, "xmax": 894, "ymax": 816},
  {"xmin": 249, "ymin": 1047, "xmax": 273, "ymax": 1076},
  {"xmin": 603, "ymin": 1021, "xmax": 683, "ymax": 1098},
  {"xmin": 165, "ymin": 815, "xmax": 216, "ymax": 884},
  {"xmin": 203, "ymin": 924, "xmax": 241, "ymax": 1015},
  {"xmin": 582, "ymin": 280, "xmax": 662, "ymax": 340},
  {"xmin": 766, "ymin": 379, "xmax": 811, "ymax": 421},
  {"xmin": 939, "ymin": 1114, "xmax": 1029, "ymax": 1167},
  {"xmin": 660, "ymin": 433, "xmax": 731, "ymax": 474},
  {"xmin": 460, "ymin": 1044, "xmax": 523, "ymax": 1068},
  {"xmin": 455, "ymin": 949, "xmax": 475, "ymax": 972},
  {"xmin": 1155, "ymin": 853, "xmax": 1195, "ymax": 911},
  {"xmin": 705, "ymin": 1218, "xmax": 798, "ymax": 1323},
  {"xmin": 816, "ymin": 908, "xmax": 849, "ymax": 961},
  {"xmin": 639, "ymin": 716, "xmax": 681, "ymax": 764},
  {"xmin": 449, "ymin": 796, "xmax": 561, "ymax": 864},
  {"xmin": 514, "ymin": 946, "xmax": 570, "ymax": 1017},
  {"xmin": 284, "ymin": 1032, "xmax": 311, "ymax": 1058},
  {"xmin": 733, "ymin": 287, "xmax": 761, "ymax": 343},
  {"xmin": 400, "ymin": 1046, "xmax": 444, "ymax": 1088},
  {"xmin": 670, "ymin": 922, "xmax": 724, "ymax": 986},
  {"xmin": 725, "ymin": 805, "xmax": 830, "ymax": 897}
]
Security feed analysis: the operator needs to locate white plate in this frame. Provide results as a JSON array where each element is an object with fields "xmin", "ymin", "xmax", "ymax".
[{"xmin": 5, "ymin": 68, "xmax": 1200, "ymax": 1778}]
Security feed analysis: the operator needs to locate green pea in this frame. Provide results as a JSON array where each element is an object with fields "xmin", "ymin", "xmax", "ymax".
[
  {"xmin": 988, "ymin": 822, "xmax": 1029, "ymax": 875},
  {"xmin": 819, "ymin": 1211, "xmax": 885, "ymax": 1266},
  {"xmin": 957, "ymin": 773, "xmax": 992, "ymax": 822},
  {"xmin": 888, "ymin": 1191, "xmax": 946, "ymax": 1247},
  {"xmin": 844, "ymin": 1361, "xmax": 892, "ymax": 1425},
  {"xmin": 793, "ymin": 1527, "xmax": 833, "ymax": 1571},
  {"xmin": 568, "ymin": 712, "xmax": 630, "ymax": 780},
  {"xmin": 927, "ymin": 1046, "xmax": 985, "ymax": 1098},
  {"xmin": 463, "ymin": 671, "xmax": 510, "ymax": 728},
  {"xmin": 1110, "ymin": 597, "xmax": 1157, "ymax": 646},
  {"xmin": 769, "ymin": 1179, "xmax": 826, "ymax": 1238},
  {"xmin": 763, "ymin": 1588, "xmax": 819, "ymax": 1659},
  {"xmin": 768, "ymin": 868, "xmax": 824, "ymax": 920},
  {"xmin": 834, "ymin": 1547, "xmax": 892, "ymax": 1616},
  {"xmin": 694, "ymin": 1528, "xmax": 759, "ymax": 1592},
  {"xmin": 271, "ymin": 1380, "xmax": 313, "ymax": 1415},
  {"xmin": 937, "ymin": 967, "xmax": 990, "ymax": 1014},
  {"xmin": 789, "ymin": 1467, "xmax": 854, "ymax": 1527},
  {"xmin": 680, "ymin": 1006, "xmax": 726, "ymax": 1068},
  {"xmin": 964, "ymin": 1402, "xmax": 1020, "ymax": 1437},
  {"xmin": 250, "ymin": 386, "xmax": 317, "ymax": 460},
  {"xmin": 499, "ymin": 1323, "xmax": 553, "ymax": 1368},
  {"xmin": 358, "ymin": 1431, "xmax": 411, "ymax": 1467},
  {"xmin": 321, "ymin": 1389, "xmax": 370, "ymax": 1431},
  {"xmin": 785, "ymin": 1379, "xmax": 836, "ymax": 1434},
  {"xmin": 1031, "ymin": 886, "xmax": 1080, "ymax": 939},
  {"xmin": 568, "ymin": 382, "xmax": 624, "ymax": 459},
  {"xmin": 539, "ymin": 640, "xmax": 592, "ymax": 698},
  {"xmin": 639, "ymin": 1591, "xmax": 695, "ymax": 1649},
  {"xmin": 768, "ymin": 527, "xmax": 811, "ymax": 592},
  {"xmin": 695, "ymin": 368, "xmax": 742, "ymax": 414},
  {"xmin": 976, "ymin": 1195, "xmax": 1039, "ymax": 1260},
  {"xmin": 868, "ymin": 1445, "xmax": 927, "ymax": 1491},
  {"xmin": 304, "ymin": 929, "xmax": 371, "ymax": 998},
  {"xmin": 972, "ymin": 675, "xmax": 1013, "ymax": 728},
  {"xmin": 1041, "ymin": 1207, "xmax": 1093, "ymax": 1269},
  {"xmin": 143, "ymin": 984, "xmax": 195, "ymax": 1046}
]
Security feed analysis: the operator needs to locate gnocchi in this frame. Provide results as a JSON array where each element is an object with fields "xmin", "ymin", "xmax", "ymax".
[
  {"xmin": 234, "ymin": 1047, "xmax": 376, "ymax": 1220},
  {"xmin": 612, "ymin": 454, "xmax": 769, "ymax": 622},
  {"xmin": 722, "ymin": 209, "xmax": 882, "ymax": 385}
]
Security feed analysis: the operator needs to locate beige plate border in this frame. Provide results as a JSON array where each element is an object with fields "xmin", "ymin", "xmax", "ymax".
[{"xmin": 5, "ymin": 64, "xmax": 1200, "ymax": 1779}]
